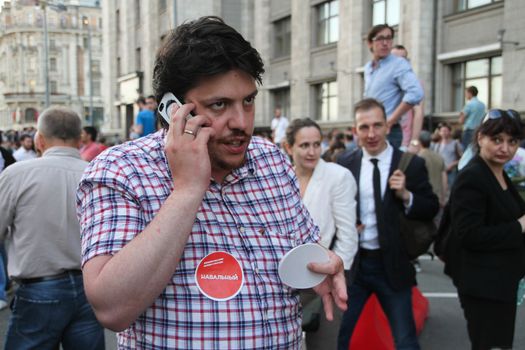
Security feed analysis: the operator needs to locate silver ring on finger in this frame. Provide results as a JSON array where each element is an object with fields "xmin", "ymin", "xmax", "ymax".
[{"xmin": 183, "ymin": 129, "xmax": 196, "ymax": 137}]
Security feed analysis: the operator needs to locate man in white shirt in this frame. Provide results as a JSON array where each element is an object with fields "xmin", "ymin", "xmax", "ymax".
[
  {"xmin": 336, "ymin": 98, "xmax": 438, "ymax": 350},
  {"xmin": 13, "ymin": 134, "xmax": 37, "ymax": 161},
  {"xmin": 271, "ymin": 106, "xmax": 289, "ymax": 148}
]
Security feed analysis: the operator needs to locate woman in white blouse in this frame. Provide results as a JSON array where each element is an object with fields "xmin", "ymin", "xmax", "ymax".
[
  {"xmin": 284, "ymin": 118, "xmax": 358, "ymax": 349},
  {"xmin": 284, "ymin": 118, "xmax": 358, "ymax": 269}
]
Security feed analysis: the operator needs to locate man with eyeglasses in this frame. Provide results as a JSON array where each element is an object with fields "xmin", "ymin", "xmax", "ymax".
[{"xmin": 364, "ymin": 24, "xmax": 424, "ymax": 149}]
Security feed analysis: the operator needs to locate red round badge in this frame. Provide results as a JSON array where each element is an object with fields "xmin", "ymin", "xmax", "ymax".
[{"xmin": 195, "ymin": 251, "xmax": 244, "ymax": 301}]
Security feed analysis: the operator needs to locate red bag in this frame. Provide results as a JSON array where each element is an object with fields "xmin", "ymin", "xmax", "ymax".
[{"xmin": 349, "ymin": 287, "xmax": 429, "ymax": 350}]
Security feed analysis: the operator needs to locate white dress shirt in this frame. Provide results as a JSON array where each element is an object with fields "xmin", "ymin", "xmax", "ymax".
[
  {"xmin": 359, "ymin": 143, "xmax": 393, "ymax": 249},
  {"xmin": 271, "ymin": 116, "xmax": 289, "ymax": 144},
  {"xmin": 13, "ymin": 147, "xmax": 37, "ymax": 162}
]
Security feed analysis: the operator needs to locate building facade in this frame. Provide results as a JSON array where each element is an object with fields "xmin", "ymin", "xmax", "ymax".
[
  {"xmin": 2, "ymin": 0, "xmax": 522, "ymax": 136},
  {"xmin": 101, "ymin": 0, "xmax": 524, "ymax": 138},
  {"xmin": 259, "ymin": 0, "xmax": 524, "ymax": 130},
  {"xmin": 101, "ymin": 0, "xmax": 255, "ymax": 138},
  {"xmin": 0, "ymin": 0, "xmax": 103, "ymax": 130}
]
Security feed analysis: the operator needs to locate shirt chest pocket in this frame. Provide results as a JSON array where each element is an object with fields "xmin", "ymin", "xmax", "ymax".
[{"xmin": 241, "ymin": 223, "xmax": 299, "ymax": 275}]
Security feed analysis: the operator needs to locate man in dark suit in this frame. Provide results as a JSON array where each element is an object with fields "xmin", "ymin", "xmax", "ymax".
[{"xmin": 336, "ymin": 98, "xmax": 438, "ymax": 350}]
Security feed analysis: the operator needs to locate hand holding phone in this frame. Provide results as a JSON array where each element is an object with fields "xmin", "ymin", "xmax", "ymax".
[{"xmin": 158, "ymin": 92, "xmax": 195, "ymax": 123}]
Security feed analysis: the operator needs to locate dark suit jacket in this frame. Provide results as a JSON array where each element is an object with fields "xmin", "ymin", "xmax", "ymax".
[
  {"xmin": 337, "ymin": 147, "xmax": 439, "ymax": 290},
  {"xmin": 445, "ymin": 155, "xmax": 525, "ymax": 302},
  {"xmin": 0, "ymin": 147, "xmax": 15, "ymax": 170}
]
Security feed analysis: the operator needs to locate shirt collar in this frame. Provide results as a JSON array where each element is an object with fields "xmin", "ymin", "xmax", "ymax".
[
  {"xmin": 42, "ymin": 146, "xmax": 82, "ymax": 159},
  {"xmin": 362, "ymin": 142, "xmax": 393, "ymax": 164},
  {"xmin": 371, "ymin": 53, "xmax": 393, "ymax": 69}
]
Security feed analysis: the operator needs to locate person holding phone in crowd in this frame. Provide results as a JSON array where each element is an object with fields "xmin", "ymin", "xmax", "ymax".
[{"xmin": 76, "ymin": 16, "xmax": 346, "ymax": 349}]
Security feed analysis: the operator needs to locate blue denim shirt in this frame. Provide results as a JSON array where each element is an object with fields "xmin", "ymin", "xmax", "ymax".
[
  {"xmin": 462, "ymin": 96, "xmax": 486, "ymax": 130},
  {"xmin": 364, "ymin": 54, "xmax": 423, "ymax": 120}
]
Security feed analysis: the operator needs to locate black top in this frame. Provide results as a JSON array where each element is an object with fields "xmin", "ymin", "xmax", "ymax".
[{"xmin": 445, "ymin": 155, "xmax": 525, "ymax": 302}]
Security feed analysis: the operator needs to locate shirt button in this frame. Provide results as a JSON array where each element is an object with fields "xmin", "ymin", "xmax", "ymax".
[
  {"xmin": 258, "ymin": 228, "xmax": 265, "ymax": 235},
  {"xmin": 254, "ymin": 268, "xmax": 259, "ymax": 274},
  {"xmin": 239, "ymin": 226, "xmax": 245, "ymax": 233}
]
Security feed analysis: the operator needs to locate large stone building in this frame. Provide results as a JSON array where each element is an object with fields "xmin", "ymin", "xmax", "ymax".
[
  {"xmin": 0, "ymin": 0, "xmax": 102, "ymax": 130},
  {"xmin": 260, "ymin": 0, "xmax": 524, "ymax": 129},
  {"xmin": 2, "ymin": 0, "xmax": 523, "ymax": 137},
  {"xmin": 101, "ymin": 0, "xmax": 524, "ymax": 138}
]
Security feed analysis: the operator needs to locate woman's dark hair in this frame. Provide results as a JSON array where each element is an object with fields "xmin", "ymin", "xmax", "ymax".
[
  {"xmin": 473, "ymin": 109, "xmax": 524, "ymax": 151},
  {"xmin": 285, "ymin": 118, "xmax": 322, "ymax": 146},
  {"xmin": 153, "ymin": 16, "xmax": 265, "ymax": 128}
]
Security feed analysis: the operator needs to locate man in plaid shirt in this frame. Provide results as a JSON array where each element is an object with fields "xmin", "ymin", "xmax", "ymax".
[{"xmin": 77, "ymin": 16, "xmax": 347, "ymax": 349}]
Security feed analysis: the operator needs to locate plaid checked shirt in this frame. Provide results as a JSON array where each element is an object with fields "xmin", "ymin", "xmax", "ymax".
[{"xmin": 77, "ymin": 130, "xmax": 320, "ymax": 349}]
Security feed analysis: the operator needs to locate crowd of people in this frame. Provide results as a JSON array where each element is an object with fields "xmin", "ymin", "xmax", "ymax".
[{"xmin": 0, "ymin": 17, "xmax": 524, "ymax": 350}]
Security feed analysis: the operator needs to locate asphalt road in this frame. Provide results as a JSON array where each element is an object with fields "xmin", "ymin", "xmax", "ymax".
[{"xmin": 0, "ymin": 258, "xmax": 523, "ymax": 349}]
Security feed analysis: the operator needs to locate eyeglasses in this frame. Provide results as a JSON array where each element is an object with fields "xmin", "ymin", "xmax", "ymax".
[
  {"xmin": 482, "ymin": 109, "xmax": 520, "ymax": 124},
  {"xmin": 372, "ymin": 36, "xmax": 393, "ymax": 43}
]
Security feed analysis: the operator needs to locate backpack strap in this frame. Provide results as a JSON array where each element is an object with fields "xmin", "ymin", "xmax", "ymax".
[{"xmin": 398, "ymin": 152, "xmax": 415, "ymax": 173}]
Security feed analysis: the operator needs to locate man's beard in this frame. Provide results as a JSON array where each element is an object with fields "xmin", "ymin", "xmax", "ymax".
[{"xmin": 208, "ymin": 130, "xmax": 252, "ymax": 175}]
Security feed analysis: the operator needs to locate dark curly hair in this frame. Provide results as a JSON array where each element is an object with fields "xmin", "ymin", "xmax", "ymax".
[{"xmin": 153, "ymin": 16, "xmax": 265, "ymax": 128}]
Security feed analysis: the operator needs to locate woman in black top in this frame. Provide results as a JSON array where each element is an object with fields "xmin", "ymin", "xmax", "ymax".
[{"xmin": 445, "ymin": 109, "xmax": 525, "ymax": 350}]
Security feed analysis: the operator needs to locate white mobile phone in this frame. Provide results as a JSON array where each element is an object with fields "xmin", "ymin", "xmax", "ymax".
[{"xmin": 158, "ymin": 92, "xmax": 194, "ymax": 123}]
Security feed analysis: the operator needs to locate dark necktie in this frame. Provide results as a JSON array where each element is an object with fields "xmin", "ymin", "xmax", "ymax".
[{"xmin": 370, "ymin": 158, "xmax": 384, "ymax": 231}]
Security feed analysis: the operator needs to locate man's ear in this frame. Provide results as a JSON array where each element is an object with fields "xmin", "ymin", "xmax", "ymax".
[
  {"xmin": 34, "ymin": 132, "xmax": 45, "ymax": 153},
  {"xmin": 283, "ymin": 141, "xmax": 293, "ymax": 157},
  {"xmin": 367, "ymin": 41, "xmax": 374, "ymax": 53}
]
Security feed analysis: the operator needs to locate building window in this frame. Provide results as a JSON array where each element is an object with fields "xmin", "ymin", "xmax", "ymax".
[
  {"xmin": 456, "ymin": 0, "xmax": 501, "ymax": 11},
  {"xmin": 92, "ymin": 60, "xmax": 100, "ymax": 73},
  {"xmin": 315, "ymin": 81, "xmax": 338, "ymax": 121},
  {"xmin": 24, "ymin": 108, "xmax": 38, "ymax": 123},
  {"xmin": 316, "ymin": 0, "xmax": 339, "ymax": 46},
  {"xmin": 50, "ymin": 80, "xmax": 58, "ymax": 94},
  {"xmin": 117, "ymin": 57, "xmax": 121, "ymax": 76},
  {"xmin": 93, "ymin": 81, "xmax": 101, "ymax": 96},
  {"xmin": 372, "ymin": 0, "xmax": 400, "ymax": 26},
  {"xmin": 135, "ymin": 47, "xmax": 141, "ymax": 71},
  {"xmin": 272, "ymin": 88, "xmax": 290, "ymax": 118},
  {"xmin": 50, "ymin": 57, "xmax": 57, "ymax": 72},
  {"xmin": 83, "ymin": 36, "xmax": 89, "ymax": 49},
  {"xmin": 84, "ymin": 107, "xmax": 104, "ymax": 128},
  {"xmin": 452, "ymin": 56, "xmax": 502, "ymax": 110},
  {"xmin": 273, "ymin": 16, "xmax": 291, "ymax": 58}
]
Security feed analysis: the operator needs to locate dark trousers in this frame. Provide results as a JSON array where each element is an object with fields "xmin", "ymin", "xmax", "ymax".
[
  {"xmin": 459, "ymin": 293, "xmax": 516, "ymax": 350},
  {"xmin": 337, "ymin": 255, "xmax": 419, "ymax": 350}
]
